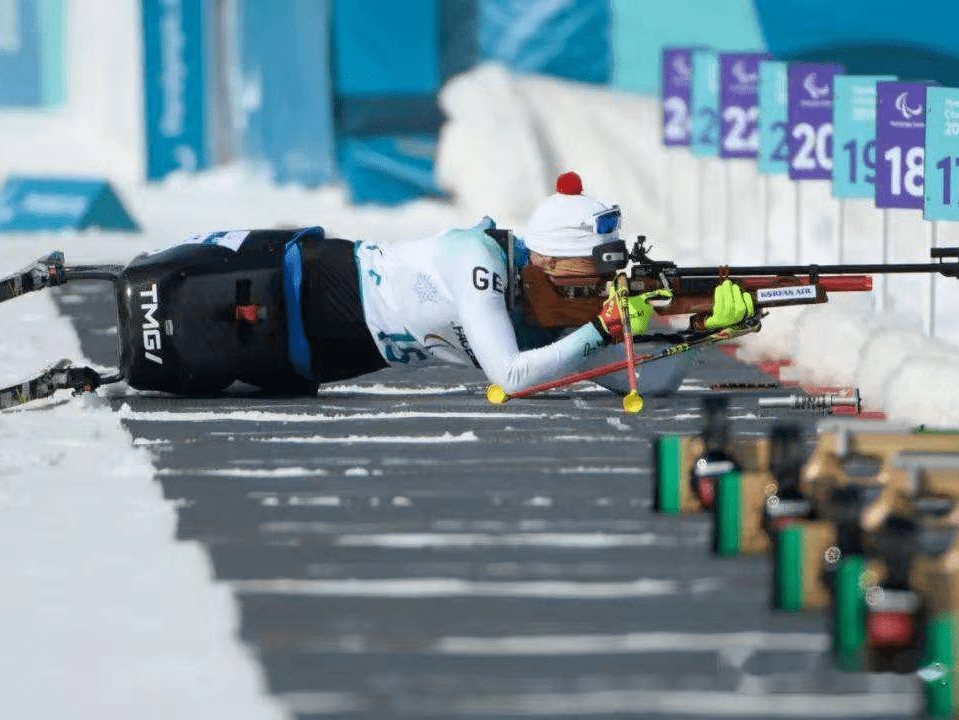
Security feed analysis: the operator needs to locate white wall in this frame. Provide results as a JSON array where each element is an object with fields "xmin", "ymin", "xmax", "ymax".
[{"xmin": 0, "ymin": 0, "xmax": 144, "ymax": 182}]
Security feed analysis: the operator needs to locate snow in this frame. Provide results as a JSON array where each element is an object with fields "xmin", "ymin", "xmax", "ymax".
[{"xmin": 2, "ymin": 60, "xmax": 959, "ymax": 718}]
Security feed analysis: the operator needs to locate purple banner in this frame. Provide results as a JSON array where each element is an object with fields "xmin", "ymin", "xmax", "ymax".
[
  {"xmin": 787, "ymin": 62, "xmax": 844, "ymax": 180},
  {"xmin": 662, "ymin": 48, "xmax": 693, "ymax": 146},
  {"xmin": 875, "ymin": 81, "xmax": 929, "ymax": 209},
  {"xmin": 719, "ymin": 53, "xmax": 761, "ymax": 159}
]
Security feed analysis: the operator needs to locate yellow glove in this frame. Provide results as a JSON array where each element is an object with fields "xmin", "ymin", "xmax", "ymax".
[
  {"xmin": 704, "ymin": 280, "xmax": 754, "ymax": 330},
  {"xmin": 596, "ymin": 287, "xmax": 673, "ymax": 342}
]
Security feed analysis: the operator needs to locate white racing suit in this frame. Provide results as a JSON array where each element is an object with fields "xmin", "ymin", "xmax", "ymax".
[{"xmin": 352, "ymin": 221, "xmax": 692, "ymax": 396}]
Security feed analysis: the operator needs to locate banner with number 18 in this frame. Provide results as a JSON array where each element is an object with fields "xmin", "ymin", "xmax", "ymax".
[{"xmin": 875, "ymin": 81, "xmax": 930, "ymax": 210}]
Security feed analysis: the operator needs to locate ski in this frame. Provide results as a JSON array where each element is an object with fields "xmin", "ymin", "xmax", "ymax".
[
  {"xmin": 0, "ymin": 360, "xmax": 119, "ymax": 410},
  {"xmin": 486, "ymin": 316, "xmax": 763, "ymax": 405},
  {"xmin": 0, "ymin": 251, "xmax": 124, "ymax": 305}
]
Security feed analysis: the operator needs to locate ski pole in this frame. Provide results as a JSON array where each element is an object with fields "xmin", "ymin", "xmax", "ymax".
[
  {"xmin": 615, "ymin": 275, "xmax": 643, "ymax": 413},
  {"xmin": 485, "ymin": 318, "xmax": 761, "ymax": 405}
]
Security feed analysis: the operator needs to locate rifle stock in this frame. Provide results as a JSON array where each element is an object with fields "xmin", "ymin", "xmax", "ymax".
[
  {"xmin": 619, "ymin": 236, "xmax": 958, "ymax": 326},
  {"xmin": 629, "ymin": 274, "xmax": 873, "ymax": 317}
]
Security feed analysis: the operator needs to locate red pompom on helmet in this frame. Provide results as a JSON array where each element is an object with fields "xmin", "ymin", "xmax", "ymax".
[{"xmin": 555, "ymin": 171, "xmax": 583, "ymax": 196}]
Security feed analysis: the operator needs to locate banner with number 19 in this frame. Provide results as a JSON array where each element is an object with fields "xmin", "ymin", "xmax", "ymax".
[{"xmin": 832, "ymin": 75, "xmax": 896, "ymax": 198}]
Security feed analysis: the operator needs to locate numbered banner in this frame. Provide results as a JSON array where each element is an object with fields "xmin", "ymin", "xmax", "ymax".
[
  {"xmin": 875, "ymin": 81, "xmax": 929, "ymax": 210},
  {"xmin": 691, "ymin": 50, "xmax": 720, "ymax": 157},
  {"xmin": 662, "ymin": 47, "xmax": 694, "ymax": 146},
  {"xmin": 923, "ymin": 86, "xmax": 959, "ymax": 221},
  {"xmin": 788, "ymin": 62, "xmax": 844, "ymax": 181},
  {"xmin": 758, "ymin": 61, "xmax": 789, "ymax": 174},
  {"xmin": 719, "ymin": 53, "xmax": 762, "ymax": 159},
  {"xmin": 832, "ymin": 75, "xmax": 896, "ymax": 198}
]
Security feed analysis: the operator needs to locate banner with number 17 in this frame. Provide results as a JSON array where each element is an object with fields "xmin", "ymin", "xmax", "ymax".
[{"xmin": 924, "ymin": 86, "xmax": 959, "ymax": 221}]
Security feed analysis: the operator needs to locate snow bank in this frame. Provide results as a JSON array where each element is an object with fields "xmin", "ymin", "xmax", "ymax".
[{"xmin": 0, "ymin": 293, "xmax": 285, "ymax": 719}]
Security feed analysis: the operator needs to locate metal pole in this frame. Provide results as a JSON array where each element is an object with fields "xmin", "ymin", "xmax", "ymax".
[
  {"xmin": 763, "ymin": 174, "xmax": 771, "ymax": 264},
  {"xmin": 878, "ymin": 209, "xmax": 888, "ymax": 313},
  {"xmin": 724, "ymin": 162, "xmax": 732, "ymax": 263},
  {"xmin": 929, "ymin": 220, "xmax": 938, "ymax": 338},
  {"xmin": 837, "ymin": 198, "xmax": 846, "ymax": 264},
  {"xmin": 698, "ymin": 160, "xmax": 706, "ymax": 259},
  {"xmin": 666, "ymin": 151, "xmax": 675, "ymax": 239},
  {"xmin": 794, "ymin": 182, "xmax": 802, "ymax": 263}
]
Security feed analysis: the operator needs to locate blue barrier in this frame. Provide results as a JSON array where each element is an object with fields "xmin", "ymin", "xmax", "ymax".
[
  {"xmin": 0, "ymin": 176, "xmax": 139, "ymax": 232},
  {"xmin": 142, "ymin": 0, "xmax": 209, "ymax": 180},
  {"xmin": 239, "ymin": 0, "xmax": 336, "ymax": 187},
  {"xmin": 0, "ymin": 0, "xmax": 41, "ymax": 106}
]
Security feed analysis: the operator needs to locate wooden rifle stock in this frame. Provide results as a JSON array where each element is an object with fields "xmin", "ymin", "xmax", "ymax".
[{"xmin": 629, "ymin": 274, "xmax": 874, "ymax": 317}]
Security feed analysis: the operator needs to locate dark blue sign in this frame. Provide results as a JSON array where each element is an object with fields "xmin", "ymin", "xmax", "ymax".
[
  {"xmin": 787, "ymin": 62, "xmax": 844, "ymax": 181},
  {"xmin": 719, "ymin": 53, "xmax": 762, "ymax": 159},
  {"xmin": 142, "ymin": 0, "xmax": 208, "ymax": 180},
  {"xmin": 661, "ymin": 48, "xmax": 694, "ymax": 146}
]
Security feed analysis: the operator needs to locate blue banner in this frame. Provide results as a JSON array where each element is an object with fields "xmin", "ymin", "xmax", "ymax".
[
  {"xmin": 240, "ymin": 0, "xmax": 335, "ymax": 187},
  {"xmin": 0, "ymin": 0, "xmax": 41, "ymax": 106},
  {"xmin": 690, "ymin": 50, "xmax": 719, "ymax": 158},
  {"xmin": 757, "ymin": 60, "xmax": 788, "ymax": 175},
  {"xmin": 142, "ymin": 0, "xmax": 208, "ymax": 180},
  {"xmin": 481, "ymin": 0, "xmax": 611, "ymax": 84},
  {"xmin": 0, "ymin": 176, "xmax": 139, "ymax": 232},
  {"xmin": 924, "ymin": 86, "xmax": 959, "ymax": 221},
  {"xmin": 832, "ymin": 75, "xmax": 896, "ymax": 198}
]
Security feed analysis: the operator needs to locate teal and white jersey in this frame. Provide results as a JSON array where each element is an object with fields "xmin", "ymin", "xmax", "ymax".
[{"xmin": 354, "ymin": 223, "xmax": 608, "ymax": 395}]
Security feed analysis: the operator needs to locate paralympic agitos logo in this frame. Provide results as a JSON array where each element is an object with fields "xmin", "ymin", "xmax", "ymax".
[
  {"xmin": 803, "ymin": 72, "xmax": 830, "ymax": 100},
  {"xmin": 895, "ymin": 91, "xmax": 923, "ymax": 120}
]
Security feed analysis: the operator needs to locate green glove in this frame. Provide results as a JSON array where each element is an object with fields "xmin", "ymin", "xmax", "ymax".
[
  {"xmin": 596, "ymin": 287, "xmax": 673, "ymax": 342},
  {"xmin": 704, "ymin": 280, "xmax": 755, "ymax": 330}
]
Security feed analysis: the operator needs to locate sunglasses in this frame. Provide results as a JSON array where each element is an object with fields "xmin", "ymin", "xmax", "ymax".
[{"xmin": 593, "ymin": 206, "xmax": 621, "ymax": 236}]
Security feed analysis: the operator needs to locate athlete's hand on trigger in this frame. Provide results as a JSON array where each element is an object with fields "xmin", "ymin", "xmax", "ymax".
[
  {"xmin": 596, "ymin": 287, "xmax": 673, "ymax": 342},
  {"xmin": 704, "ymin": 280, "xmax": 755, "ymax": 330}
]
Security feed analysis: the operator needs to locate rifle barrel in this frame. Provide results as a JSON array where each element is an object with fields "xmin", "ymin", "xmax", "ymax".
[{"xmin": 674, "ymin": 262, "xmax": 958, "ymax": 277}]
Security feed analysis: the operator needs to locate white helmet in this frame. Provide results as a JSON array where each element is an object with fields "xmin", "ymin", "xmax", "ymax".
[{"xmin": 522, "ymin": 172, "xmax": 621, "ymax": 258}]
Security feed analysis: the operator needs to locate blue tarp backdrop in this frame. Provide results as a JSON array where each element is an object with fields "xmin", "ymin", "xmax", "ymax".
[
  {"xmin": 480, "ymin": 0, "xmax": 611, "ymax": 85},
  {"xmin": 240, "ymin": 0, "xmax": 336, "ymax": 187},
  {"xmin": 754, "ymin": 0, "xmax": 959, "ymax": 87}
]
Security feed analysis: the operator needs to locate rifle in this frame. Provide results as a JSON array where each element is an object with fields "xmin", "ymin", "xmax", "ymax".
[{"xmin": 592, "ymin": 237, "xmax": 959, "ymax": 330}]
